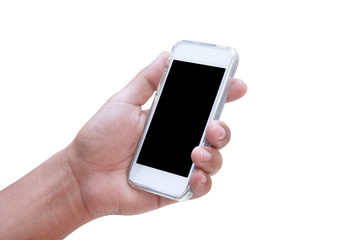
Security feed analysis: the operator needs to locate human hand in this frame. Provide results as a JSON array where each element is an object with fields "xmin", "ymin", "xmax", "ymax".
[{"xmin": 66, "ymin": 52, "xmax": 247, "ymax": 218}]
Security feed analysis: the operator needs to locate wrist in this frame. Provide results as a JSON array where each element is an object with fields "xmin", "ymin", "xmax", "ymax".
[
  {"xmin": 50, "ymin": 148, "xmax": 94, "ymax": 235},
  {"xmin": 59, "ymin": 147, "xmax": 94, "ymax": 222},
  {"xmin": 0, "ymin": 148, "xmax": 92, "ymax": 239}
]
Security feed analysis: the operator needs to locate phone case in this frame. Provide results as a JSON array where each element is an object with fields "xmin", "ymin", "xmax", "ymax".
[{"xmin": 128, "ymin": 40, "xmax": 239, "ymax": 201}]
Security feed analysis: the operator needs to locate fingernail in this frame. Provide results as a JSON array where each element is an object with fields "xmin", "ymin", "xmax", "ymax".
[
  {"xmin": 201, "ymin": 173, "xmax": 207, "ymax": 184},
  {"xmin": 200, "ymin": 148, "xmax": 212, "ymax": 162},
  {"xmin": 218, "ymin": 125, "xmax": 226, "ymax": 140}
]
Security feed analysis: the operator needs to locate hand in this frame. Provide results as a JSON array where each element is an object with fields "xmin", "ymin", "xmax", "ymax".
[{"xmin": 66, "ymin": 52, "xmax": 247, "ymax": 217}]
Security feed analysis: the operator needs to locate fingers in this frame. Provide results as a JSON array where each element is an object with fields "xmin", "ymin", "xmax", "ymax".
[
  {"xmin": 117, "ymin": 52, "xmax": 169, "ymax": 106},
  {"xmin": 206, "ymin": 120, "xmax": 231, "ymax": 149},
  {"xmin": 189, "ymin": 120, "xmax": 232, "ymax": 199},
  {"xmin": 115, "ymin": 50, "xmax": 246, "ymax": 107},
  {"xmin": 189, "ymin": 169, "xmax": 212, "ymax": 199},
  {"xmin": 226, "ymin": 78, "xmax": 247, "ymax": 103},
  {"xmin": 191, "ymin": 146, "xmax": 222, "ymax": 176}
]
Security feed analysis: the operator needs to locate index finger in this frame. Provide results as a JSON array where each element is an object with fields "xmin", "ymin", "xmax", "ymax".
[{"xmin": 226, "ymin": 78, "xmax": 247, "ymax": 103}]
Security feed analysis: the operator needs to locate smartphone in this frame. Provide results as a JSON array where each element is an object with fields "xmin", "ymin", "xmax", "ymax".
[{"xmin": 127, "ymin": 40, "xmax": 239, "ymax": 201}]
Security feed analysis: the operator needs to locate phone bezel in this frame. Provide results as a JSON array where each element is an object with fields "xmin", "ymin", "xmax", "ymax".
[{"xmin": 128, "ymin": 41, "xmax": 237, "ymax": 200}]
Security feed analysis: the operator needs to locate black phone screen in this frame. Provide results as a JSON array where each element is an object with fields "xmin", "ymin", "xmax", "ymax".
[{"xmin": 136, "ymin": 60, "xmax": 226, "ymax": 177}]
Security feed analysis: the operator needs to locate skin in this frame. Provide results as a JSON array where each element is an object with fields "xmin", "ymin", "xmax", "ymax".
[{"xmin": 0, "ymin": 52, "xmax": 247, "ymax": 239}]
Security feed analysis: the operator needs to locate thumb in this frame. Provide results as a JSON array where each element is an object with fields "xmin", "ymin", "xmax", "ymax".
[{"xmin": 116, "ymin": 51, "xmax": 169, "ymax": 106}]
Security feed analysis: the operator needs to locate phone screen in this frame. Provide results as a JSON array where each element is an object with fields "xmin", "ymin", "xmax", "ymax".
[{"xmin": 136, "ymin": 60, "xmax": 226, "ymax": 177}]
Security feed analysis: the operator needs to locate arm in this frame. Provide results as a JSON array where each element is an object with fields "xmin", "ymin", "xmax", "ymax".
[{"xmin": 0, "ymin": 150, "xmax": 91, "ymax": 239}]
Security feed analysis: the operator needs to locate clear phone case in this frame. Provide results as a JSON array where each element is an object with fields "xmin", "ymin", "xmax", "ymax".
[{"xmin": 128, "ymin": 40, "xmax": 239, "ymax": 201}]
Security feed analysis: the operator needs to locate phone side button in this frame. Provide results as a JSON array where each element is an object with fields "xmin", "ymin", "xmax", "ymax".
[{"xmin": 157, "ymin": 71, "xmax": 167, "ymax": 92}]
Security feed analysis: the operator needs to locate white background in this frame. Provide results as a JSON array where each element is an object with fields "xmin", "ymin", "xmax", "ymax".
[{"xmin": 1, "ymin": 0, "xmax": 360, "ymax": 239}]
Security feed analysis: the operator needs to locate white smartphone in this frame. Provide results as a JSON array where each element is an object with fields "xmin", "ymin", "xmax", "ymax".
[{"xmin": 127, "ymin": 40, "xmax": 239, "ymax": 201}]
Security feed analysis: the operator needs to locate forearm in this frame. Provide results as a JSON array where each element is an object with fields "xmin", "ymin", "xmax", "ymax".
[{"xmin": 0, "ymin": 149, "xmax": 92, "ymax": 240}]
